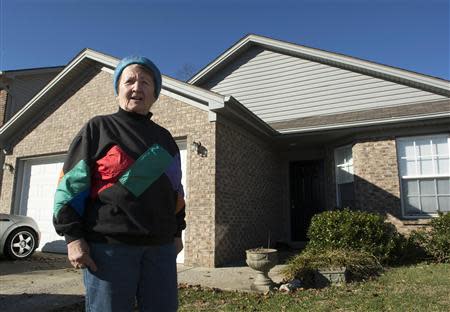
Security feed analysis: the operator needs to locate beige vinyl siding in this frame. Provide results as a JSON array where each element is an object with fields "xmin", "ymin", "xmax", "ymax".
[{"xmin": 206, "ymin": 47, "xmax": 447, "ymax": 124}]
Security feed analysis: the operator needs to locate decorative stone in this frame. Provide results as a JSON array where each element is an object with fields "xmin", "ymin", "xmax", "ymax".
[
  {"xmin": 314, "ymin": 267, "xmax": 347, "ymax": 288},
  {"xmin": 279, "ymin": 279, "xmax": 302, "ymax": 292},
  {"xmin": 245, "ymin": 248, "xmax": 278, "ymax": 292}
]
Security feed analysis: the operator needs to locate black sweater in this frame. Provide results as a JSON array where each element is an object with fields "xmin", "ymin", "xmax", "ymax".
[{"xmin": 53, "ymin": 108, "xmax": 186, "ymax": 245}]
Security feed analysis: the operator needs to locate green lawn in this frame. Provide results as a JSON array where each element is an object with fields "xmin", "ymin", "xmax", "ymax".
[{"xmin": 179, "ymin": 263, "xmax": 450, "ymax": 312}]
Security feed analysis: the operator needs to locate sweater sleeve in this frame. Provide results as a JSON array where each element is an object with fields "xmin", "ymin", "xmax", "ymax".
[{"xmin": 53, "ymin": 124, "xmax": 92, "ymax": 243}]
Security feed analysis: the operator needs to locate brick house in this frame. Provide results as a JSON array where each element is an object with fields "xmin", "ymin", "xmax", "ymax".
[{"xmin": 0, "ymin": 35, "xmax": 449, "ymax": 267}]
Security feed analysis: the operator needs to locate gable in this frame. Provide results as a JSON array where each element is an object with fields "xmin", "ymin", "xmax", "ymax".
[
  {"xmin": 199, "ymin": 46, "xmax": 448, "ymax": 125},
  {"xmin": 0, "ymin": 68, "xmax": 63, "ymax": 122},
  {"xmin": 0, "ymin": 49, "xmax": 228, "ymax": 150}
]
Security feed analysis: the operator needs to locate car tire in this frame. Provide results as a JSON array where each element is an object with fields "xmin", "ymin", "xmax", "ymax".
[{"xmin": 4, "ymin": 227, "xmax": 38, "ymax": 260}]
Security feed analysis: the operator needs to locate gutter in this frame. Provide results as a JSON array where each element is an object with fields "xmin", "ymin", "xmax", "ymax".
[
  {"xmin": 277, "ymin": 111, "xmax": 450, "ymax": 134},
  {"xmin": 210, "ymin": 95, "xmax": 277, "ymax": 137}
]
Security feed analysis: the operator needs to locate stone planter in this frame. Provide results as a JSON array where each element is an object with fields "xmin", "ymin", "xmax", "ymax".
[
  {"xmin": 245, "ymin": 248, "xmax": 278, "ymax": 292},
  {"xmin": 314, "ymin": 267, "xmax": 347, "ymax": 288}
]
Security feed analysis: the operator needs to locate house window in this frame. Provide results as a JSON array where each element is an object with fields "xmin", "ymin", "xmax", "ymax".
[
  {"xmin": 335, "ymin": 145, "xmax": 354, "ymax": 208},
  {"xmin": 397, "ymin": 135, "xmax": 450, "ymax": 217}
]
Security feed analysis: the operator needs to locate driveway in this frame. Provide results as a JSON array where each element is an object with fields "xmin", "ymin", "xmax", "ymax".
[{"xmin": 0, "ymin": 253, "xmax": 83, "ymax": 312}]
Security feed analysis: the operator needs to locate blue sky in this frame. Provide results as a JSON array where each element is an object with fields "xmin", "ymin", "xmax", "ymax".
[{"xmin": 0, "ymin": 0, "xmax": 449, "ymax": 80}]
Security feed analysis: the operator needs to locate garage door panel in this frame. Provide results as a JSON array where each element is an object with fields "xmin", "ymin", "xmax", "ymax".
[{"xmin": 19, "ymin": 156, "xmax": 66, "ymax": 253}]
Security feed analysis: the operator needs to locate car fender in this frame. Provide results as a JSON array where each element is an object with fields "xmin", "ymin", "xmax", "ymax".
[{"xmin": 0, "ymin": 218, "xmax": 41, "ymax": 255}]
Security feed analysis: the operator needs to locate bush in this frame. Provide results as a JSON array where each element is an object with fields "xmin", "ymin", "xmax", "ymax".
[
  {"xmin": 282, "ymin": 248, "xmax": 383, "ymax": 285},
  {"xmin": 307, "ymin": 209, "xmax": 401, "ymax": 263},
  {"xmin": 394, "ymin": 233, "xmax": 428, "ymax": 265},
  {"xmin": 411, "ymin": 213, "xmax": 450, "ymax": 263}
]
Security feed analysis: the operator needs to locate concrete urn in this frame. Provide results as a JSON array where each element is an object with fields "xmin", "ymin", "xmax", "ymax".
[{"xmin": 245, "ymin": 248, "xmax": 278, "ymax": 292}]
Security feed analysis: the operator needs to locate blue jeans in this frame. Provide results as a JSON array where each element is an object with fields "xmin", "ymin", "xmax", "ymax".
[{"xmin": 83, "ymin": 242, "xmax": 178, "ymax": 312}]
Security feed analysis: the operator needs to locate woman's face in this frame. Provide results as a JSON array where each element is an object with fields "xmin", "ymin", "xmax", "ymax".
[{"xmin": 117, "ymin": 64, "xmax": 157, "ymax": 115}]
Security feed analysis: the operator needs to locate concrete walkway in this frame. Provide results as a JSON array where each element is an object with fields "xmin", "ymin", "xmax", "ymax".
[
  {"xmin": 177, "ymin": 263, "xmax": 287, "ymax": 292},
  {"xmin": 0, "ymin": 252, "xmax": 288, "ymax": 312}
]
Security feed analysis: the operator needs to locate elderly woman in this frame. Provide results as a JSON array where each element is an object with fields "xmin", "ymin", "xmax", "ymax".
[{"xmin": 53, "ymin": 56, "xmax": 186, "ymax": 312}]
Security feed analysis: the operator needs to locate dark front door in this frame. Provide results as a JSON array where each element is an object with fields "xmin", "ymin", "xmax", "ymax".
[{"xmin": 290, "ymin": 160, "xmax": 325, "ymax": 241}]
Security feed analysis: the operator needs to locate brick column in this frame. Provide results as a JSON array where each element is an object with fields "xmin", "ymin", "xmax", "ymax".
[{"xmin": 352, "ymin": 138, "xmax": 401, "ymax": 217}]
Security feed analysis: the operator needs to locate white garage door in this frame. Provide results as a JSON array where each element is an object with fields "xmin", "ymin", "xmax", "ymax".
[
  {"xmin": 19, "ymin": 155, "xmax": 66, "ymax": 253},
  {"xmin": 176, "ymin": 140, "xmax": 187, "ymax": 264}
]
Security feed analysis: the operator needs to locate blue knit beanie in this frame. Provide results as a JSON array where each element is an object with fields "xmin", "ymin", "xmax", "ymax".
[{"xmin": 113, "ymin": 56, "xmax": 162, "ymax": 98}]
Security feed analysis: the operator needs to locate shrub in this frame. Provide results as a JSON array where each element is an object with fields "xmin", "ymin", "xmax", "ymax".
[
  {"xmin": 282, "ymin": 248, "xmax": 383, "ymax": 285},
  {"xmin": 307, "ymin": 209, "xmax": 401, "ymax": 263},
  {"xmin": 394, "ymin": 233, "xmax": 428, "ymax": 265},
  {"xmin": 411, "ymin": 213, "xmax": 450, "ymax": 263}
]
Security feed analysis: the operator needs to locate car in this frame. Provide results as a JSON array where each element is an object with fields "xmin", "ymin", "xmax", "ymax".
[{"xmin": 0, "ymin": 213, "xmax": 40, "ymax": 260}]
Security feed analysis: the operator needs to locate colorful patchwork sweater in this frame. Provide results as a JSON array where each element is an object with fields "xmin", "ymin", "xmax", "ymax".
[{"xmin": 53, "ymin": 108, "xmax": 186, "ymax": 245}]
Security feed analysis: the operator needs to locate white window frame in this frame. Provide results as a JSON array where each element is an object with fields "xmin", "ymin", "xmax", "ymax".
[
  {"xmin": 396, "ymin": 134, "xmax": 450, "ymax": 218},
  {"xmin": 334, "ymin": 145, "xmax": 354, "ymax": 208}
]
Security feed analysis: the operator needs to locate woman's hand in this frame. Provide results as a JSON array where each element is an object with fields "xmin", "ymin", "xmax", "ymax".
[
  {"xmin": 175, "ymin": 237, "xmax": 183, "ymax": 255},
  {"xmin": 67, "ymin": 238, "xmax": 98, "ymax": 271}
]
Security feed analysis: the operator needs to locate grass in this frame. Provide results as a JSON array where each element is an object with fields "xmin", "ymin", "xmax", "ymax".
[
  {"xmin": 55, "ymin": 263, "xmax": 450, "ymax": 312},
  {"xmin": 179, "ymin": 263, "xmax": 450, "ymax": 312}
]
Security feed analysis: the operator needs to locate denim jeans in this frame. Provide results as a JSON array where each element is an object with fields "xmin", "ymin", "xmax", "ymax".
[{"xmin": 83, "ymin": 242, "xmax": 178, "ymax": 312}]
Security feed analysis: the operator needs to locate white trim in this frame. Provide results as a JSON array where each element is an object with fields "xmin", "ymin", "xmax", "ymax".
[
  {"xmin": 160, "ymin": 89, "xmax": 209, "ymax": 112},
  {"xmin": 334, "ymin": 145, "xmax": 354, "ymax": 207},
  {"xmin": 402, "ymin": 175, "xmax": 450, "ymax": 179},
  {"xmin": 396, "ymin": 133, "xmax": 450, "ymax": 143},
  {"xmin": 18, "ymin": 153, "xmax": 67, "ymax": 162},
  {"xmin": 83, "ymin": 49, "xmax": 119, "ymax": 68},
  {"xmin": 396, "ymin": 134, "xmax": 450, "ymax": 217},
  {"xmin": 190, "ymin": 34, "xmax": 450, "ymax": 93},
  {"xmin": 161, "ymin": 75, "xmax": 226, "ymax": 122},
  {"xmin": 17, "ymin": 160, "xmax": 31, "ymax": 215},
  {"xmin": 101, "ymin": 66, "xmax": 114, "ymax": 74},
  {"xmin": 208, "ymin": 111, "xmax": 217, "ymax": 122},
  {"xmin": 175, "ymin": 139, "xmax": 187, "ymax": 264},
  {"xmin": 189, "ymin": 36, "xmax": 250, "ymax": 84},
  {"xmin": 277, "ymin": 112, "xmax": 450, "ymax": 134},
  {"xmin": 162, "ymin": 75, "xmax": 225, "ymax": 104}
]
